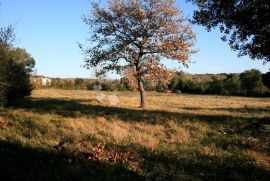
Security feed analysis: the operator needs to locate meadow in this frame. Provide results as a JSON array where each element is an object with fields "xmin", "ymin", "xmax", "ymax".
[{"xmin": 0, "ymin": 89, "xmax": 269, "ymax": 180}]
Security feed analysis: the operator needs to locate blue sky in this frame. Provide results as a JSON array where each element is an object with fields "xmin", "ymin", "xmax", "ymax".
[{"xmin": 0, "ymin": 0, "xmax": 269, "ymax": 78}]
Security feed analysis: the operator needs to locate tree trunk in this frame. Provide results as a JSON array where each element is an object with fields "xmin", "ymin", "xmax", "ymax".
[{"xmin": 137, "ymin": 78, "xmax": 145, "ymax": 108}]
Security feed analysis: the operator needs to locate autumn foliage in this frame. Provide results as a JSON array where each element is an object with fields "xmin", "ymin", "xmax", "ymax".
[
  {"xmin": 81, "ymin": 0, "xmax": 196, "ymax": 107},
  {"xmin": 123, "ymin": 63, "xmax": 174, "ymax": 90}
]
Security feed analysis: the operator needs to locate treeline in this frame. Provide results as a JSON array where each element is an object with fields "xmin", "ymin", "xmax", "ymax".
[
  {"xmin": 47, "ymin": 77, "xmax": 160, "ymax": 92},
  {"xmin": 167, "ymin": 69, "xmax": 269, "ymax": 96},
  {"xmin": 48, "ymin": 78, "xmax": 128, "ymax": 91},
  {"xmin": 43, "ymin": 69, "xmax": 269, "ymax": 97}
]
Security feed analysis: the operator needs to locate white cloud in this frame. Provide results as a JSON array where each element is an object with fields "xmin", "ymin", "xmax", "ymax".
[{"xmin": 210, "ymin": 66, "xmax": 222, "ymax": 71}]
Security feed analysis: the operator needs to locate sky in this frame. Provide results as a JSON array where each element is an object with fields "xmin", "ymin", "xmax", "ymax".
[{"xmin": 0, "ymin": 0, "xmax": 269, "ymax": 78}]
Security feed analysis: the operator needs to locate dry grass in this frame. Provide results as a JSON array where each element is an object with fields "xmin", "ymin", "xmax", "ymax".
[
  {"xmin": 246, "ymin": 150, "xmax": 270, "ymax": 168},
  {"xmin": 0, "ymin": 89, "xmax": 269, "ymax": 180}
]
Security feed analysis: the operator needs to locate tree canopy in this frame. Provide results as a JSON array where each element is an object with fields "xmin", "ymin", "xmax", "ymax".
[
  {"xmin": 0, "ymin": 26, "xmax": 15, "ymax": 49},
  {"xmin": 188, "ymin": 0, "xmax": 270, "ymax": 62},
  {"xmin": 81, "ymin": 0, "xmax": 196, "ymax": 107}
]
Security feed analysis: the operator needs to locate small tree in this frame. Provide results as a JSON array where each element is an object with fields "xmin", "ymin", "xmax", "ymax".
[
  {"xmin": 74, "ymin": 78, "xmax": 84, "ymax": 90},
  {"xmin": 224, "ymin": 74, "xmax": 241, "ymax": 95},
  {"xmin": 0, "ymin": 26, "xmax": 35, "ymax": 107},
  {"xmin": 168, "ymin": 74, "xmax": 180, "ymax": 91},
  {"xmin": 81, "ymin": 0, "xmax": 196, "ymax": 108},
  {"xmin": 240, "ymin": 69, "xmax": 263, "ymax": 96}
]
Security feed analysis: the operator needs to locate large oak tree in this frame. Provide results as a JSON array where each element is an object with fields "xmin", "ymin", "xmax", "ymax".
[{"xmin": 81, "ymin": 0, "xmax": 196, "ymax": 108}]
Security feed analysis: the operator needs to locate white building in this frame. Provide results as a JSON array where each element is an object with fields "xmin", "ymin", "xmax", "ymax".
[{"xmin": 42, "ymin": 77, "xmax": 51, "ymax": 86}]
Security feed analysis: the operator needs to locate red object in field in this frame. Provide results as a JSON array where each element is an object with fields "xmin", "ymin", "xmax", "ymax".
[{"xmin": 165, "ymin": 90, "xmax": 172, "ymax": 93}]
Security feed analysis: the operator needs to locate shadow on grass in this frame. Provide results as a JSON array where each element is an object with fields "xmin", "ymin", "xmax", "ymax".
[
  {"xmin": 141, "ymin": 149, "xmax": 270, "ymax": 180},
  {"xmin": 1, "ymin": 139, "xmax": 269, "ymax": 181},
  {"xmin": 13, "ymin": 98, "xmax": 270, "ymax": 126},
  {"xmin": 0, "ymin": 140, "xmax": 143, "ymax": 181},
  {"xmin": 3, "ymin": 98, "xmax": 270, "ymax": 180}
]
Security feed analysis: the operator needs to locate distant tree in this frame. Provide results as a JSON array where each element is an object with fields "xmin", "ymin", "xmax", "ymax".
[
  {"xmin": 262, "ymin": 72, "xmax": 270, "ymax": 89},
  {"xmin": 177, "ymin": 71, "xmax": 187, "ymax": 91},
  {"xmin": 64, "ymin": 80, "xmax": 74, "ymax": 90},
  {"xmin": 100, "ymin": 82, "xmax": 110, "ymax": 91},
  {"xmin": 240, "ymin": 69, "xmax": 263, "ymax": 96},
  {"xmin": 50, "ymin": 78, "xmax": 61, "ymax": 89},
  {"xmin": 188, "ymin": 0, "xmax": 270, "ymax": 62},
  {"xmin": 155, "ymin": 80, "xmax": 166, "ymax": 92},
  {"xmin": 143, "ymin": 79, "xmax": 155, "ymax": 91},
  {"xmin": 224, "ymin": 74, "xmax": 241, "ymax": 95},
  {"xmin": 168, "ymin": 75, "xmax": 179, "ymax": 90},
  {"xmin": 208, "ymin": 78, "xmax": 225, "ymax": 94},
  {"xmin": 81, "ymin": 0, "xmax": 196, "ymax": 108},
  {"xmin": 0, "ymin": 26, "xmax": 35, "ymax": 106},
  {"xmin": 74, "ymin": 78, "xmax": 84, "ymax": 90}
]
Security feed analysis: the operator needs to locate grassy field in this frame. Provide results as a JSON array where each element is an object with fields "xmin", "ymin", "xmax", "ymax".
[{"xmin": 0, "ymin": 89, "xmax": 270, "ymax": 180}]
